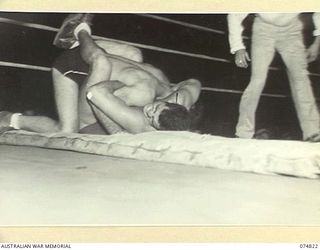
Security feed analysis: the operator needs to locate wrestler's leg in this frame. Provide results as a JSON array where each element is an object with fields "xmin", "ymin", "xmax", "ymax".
[
  {"xmin": 54, "ymin": 13, "xmax": 143, "ymax": 62},
  {"xmin": 53, "ymin": 13, "xmax": 94, "ymax": 49},
  {"xmin": 0, "ymin": 69, "xmax": 80, "ymax": 133},
  {"xmin": 75, "ymin": 30, "xmax": 124, "ymax": 133},
  {"xmin": 66, "ymin": 20, "xmax": 132, "ymax": 133},
  {"xmin": 52, "ymin": 68, "xmax": 80, "ymax": 132},
  {"xmin": 0, "ymin": 59, "xmax": 82, "ymax": 133},
  {"xmin": 77, "ymin": 82, "xmax": 123, "ymax": 134},
  {"xmin": 0, "ymin": 110, "xmax": 59, "ymax": 133},
  {"xmin": 77, "ymin": 30, "xmax": 112, "ymax": 87},
  {"xmin": 88, "ymin": 104, "xmax": 124, "ymax": 134},
  {"xmin": 85, "ymin": 81, "xmax": 126, "ymax": 134}
]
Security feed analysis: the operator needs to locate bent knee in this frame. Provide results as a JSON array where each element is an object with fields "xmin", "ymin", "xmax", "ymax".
[
  {"xmin": 86, "ymin": 82, "xmax": 105, "ymax": 95},
  {"xmin": 86, "ymin": 81, "xmax": 113, "ymax": 102}
]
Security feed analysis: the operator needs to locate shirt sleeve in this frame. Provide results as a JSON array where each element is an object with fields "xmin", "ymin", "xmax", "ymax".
[
  {"xmin": 227, "ymin": 13, "xmax": 249, "ymax": 54},
  {"xmin": 313, "ymin": 12, "xmax": 320, "ymax": 36}
]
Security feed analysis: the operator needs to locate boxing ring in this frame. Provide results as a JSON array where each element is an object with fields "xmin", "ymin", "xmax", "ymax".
[{"xmin": 0, "ymin": 13, "xmax": 320, "ymax": 225}]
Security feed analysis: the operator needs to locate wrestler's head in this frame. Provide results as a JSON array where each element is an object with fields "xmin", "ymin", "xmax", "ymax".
[{"xmin": 143, "ymin": 101, "xmax": 191, "ymax": 131}]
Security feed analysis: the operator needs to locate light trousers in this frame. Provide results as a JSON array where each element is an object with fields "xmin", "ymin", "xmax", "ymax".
[{"xmin": 236, "ymin": 16, "xmax": 320, "ymax": 139}]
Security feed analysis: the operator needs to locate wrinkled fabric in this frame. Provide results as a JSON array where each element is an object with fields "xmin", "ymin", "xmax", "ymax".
[{"xmin": 1, "ymin": 130, "xmax": 319, "ymax": 179}]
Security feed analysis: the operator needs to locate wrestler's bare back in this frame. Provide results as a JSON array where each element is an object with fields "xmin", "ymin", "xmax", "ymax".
[
  {"xmin": 106, "ymin": 54, "xmax": 172, "ymax": 105},
  {"xmin": 78, "ymin": 52, "xmax": 172, "ymax": 129}
]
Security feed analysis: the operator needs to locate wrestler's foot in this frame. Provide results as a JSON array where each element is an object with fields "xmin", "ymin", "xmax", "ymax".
[
  {"xmin": 81, "ymin": 13, "xmax": 94, "ymax": 24},
  {"xmin": 0, "ymin": 111, "xmax": 13, "ymax": 134},
  {"xmin": 53, "ymin": 13, "xmax": 93, "ymax": 49},
  {"xmin": 305, "ymin": 133, "xmax": 320, "ymax": 142}
]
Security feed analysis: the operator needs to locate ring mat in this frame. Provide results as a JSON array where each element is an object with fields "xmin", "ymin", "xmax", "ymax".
[{"xmin": 1, "ymin": 130, "xmax": 319, "ymax": 179}]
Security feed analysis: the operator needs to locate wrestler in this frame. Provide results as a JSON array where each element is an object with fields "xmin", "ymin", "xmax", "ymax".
[{"xmin": 0, "ymin": 14, "xmax": 201, "ymax": 134}]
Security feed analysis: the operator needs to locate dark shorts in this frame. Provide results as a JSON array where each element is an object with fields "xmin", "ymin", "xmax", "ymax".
[
  {"xmin": 52, "ymin": 48, "xmax": 89, "ymax": 85},
  {"xmin": 53, "ymin": 49, "xmax": 108, "ymax": 135}
]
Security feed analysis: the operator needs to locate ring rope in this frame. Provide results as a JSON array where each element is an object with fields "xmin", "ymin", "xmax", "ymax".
[
  {"xmin": 0, "ymin": 60, "xmax": 51, "ymax": 72},
  {"xmin": 93, "ymin": 35, "xmax": 231, "ymax": 63},
  {"xmin": 0, "ymin": 17, "xmax": 318, "ymax": 100},
  {"xmin": 202, "ymin": 86, "xmax": 287, "ymax": 98},
  {"xmin": 202, "ymin": 87, "xmax": 319, "ymax": 100},
  {"xmin": 136, "ymin": 14, "xmax": 226, "ymax": 35},
  {"xmin": 0, "ymin": 17, "xmax": 319, "ymax": 77},
  {"xmin": 0, "ymin": 60, "xmax": 318, "ymax": 100},
  {"xmin": 136, "ymin": 14, "xmax": 250, "ymax": 39},
  {"xmin": 0, "ymin": 17, "xmax": 58, "ymax": 32}
]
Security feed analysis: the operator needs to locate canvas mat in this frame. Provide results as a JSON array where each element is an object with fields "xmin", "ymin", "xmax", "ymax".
[{"xmin": 0, "ymin": 130, "xmax": 319, "ymax": 179}]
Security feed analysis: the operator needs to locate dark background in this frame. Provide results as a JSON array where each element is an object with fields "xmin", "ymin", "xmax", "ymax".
[{"xmin": 0, "ymin": 12, "xmax": 319, "ymax": 139}]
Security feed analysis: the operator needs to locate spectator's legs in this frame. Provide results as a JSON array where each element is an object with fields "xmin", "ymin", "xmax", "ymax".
[
  {"xmin": 278, "ymin": 20, "xmax": 320, "ymax": 140},
  {"xmin": 236, "ymin": 19, "xmax": 276, "ymax": 138}
]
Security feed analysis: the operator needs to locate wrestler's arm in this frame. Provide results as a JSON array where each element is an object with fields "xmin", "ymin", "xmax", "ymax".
[
  {"xmin": 86, "ymin": 80, "xmax": 130, "ymax": 134},
  {"xmin": 86, "ymin": 81, "xmax": 155, "ymax": 133},
  {"xmin": 90, "ymin": 107, "xmax": 124, "ymax": 134},
  {"xmin": 163, "ymin": 79, "xmax": 201, "ymax": 110}
]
